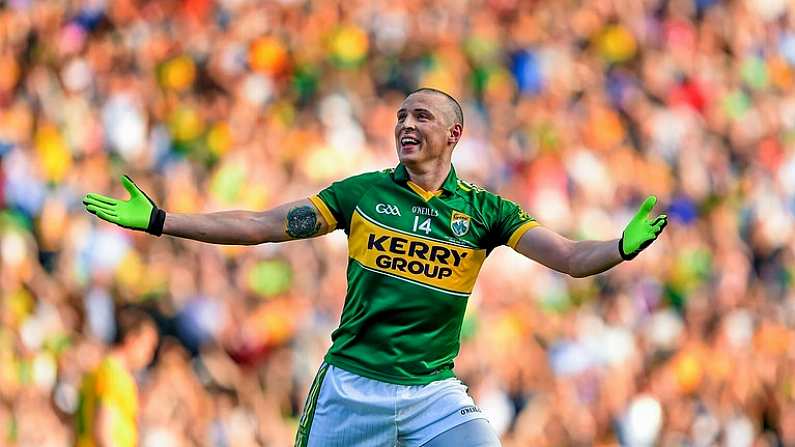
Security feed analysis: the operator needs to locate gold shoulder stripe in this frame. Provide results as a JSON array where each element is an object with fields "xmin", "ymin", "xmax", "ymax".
[
  {"xmin": 309, "ymin": 195, "xmax": 337, "ymax": 230},
  {"xmin": 507, "ymin": 221, "xmax": 540, "ymax": 248}
]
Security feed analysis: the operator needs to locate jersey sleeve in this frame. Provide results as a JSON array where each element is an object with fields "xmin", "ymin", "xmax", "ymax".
[
  {"xmin": 94, "ymin": 359, "xmax": 114, "ymax": 401},
  {"xmin": 94, "ymin": 358, "xmax": 126, "ymax": 406},
  {"xmin": 485, "ymin": 195, "xmax": 539, "ymax": 250},
  {"xmin": 309, "ymin": 172, "xmax": 379, "ymax": 234}
]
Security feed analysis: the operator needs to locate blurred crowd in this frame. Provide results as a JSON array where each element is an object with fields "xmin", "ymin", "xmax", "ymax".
[{"xmin": 1, "ymin": 0, "xmax": 795, "ymax": 445}]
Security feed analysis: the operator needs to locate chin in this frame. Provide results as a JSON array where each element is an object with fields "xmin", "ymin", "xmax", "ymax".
[
  {"xmin": 396, "ymin": 150, "xmax": 409, "ymax": 161},
  {"xmin": 397, "ymin": 147, "xmax": 423, "ymax": 163}
]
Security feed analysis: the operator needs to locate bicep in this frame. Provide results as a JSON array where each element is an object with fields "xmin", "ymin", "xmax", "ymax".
[
  {"xmin": 512, "ymin": 226, "xmax": 574, "ymax": 275},
  {"xmin": 254, "ymin": 198, "xmax": 336, "ymax": 243}
]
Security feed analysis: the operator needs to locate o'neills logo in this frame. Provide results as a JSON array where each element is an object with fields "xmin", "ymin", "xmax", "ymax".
[
  {"xmin": 460, "ymin": 406, "xmax": 482, "ymax": 416},
  {"xmin": 412, "ymin": 206, "xmax": 439, "ymax": 217},
  {"xmin": 367, "ymin": 233, "xmax": 468, "ymax": 279}
]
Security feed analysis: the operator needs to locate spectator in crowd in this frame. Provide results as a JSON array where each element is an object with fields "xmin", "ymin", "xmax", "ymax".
[{"xmin": 75, "ymin": 306, "xmax": 158, "ymax": 447}]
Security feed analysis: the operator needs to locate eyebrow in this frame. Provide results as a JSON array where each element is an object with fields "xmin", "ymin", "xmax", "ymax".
[{"xmin": 397, "ymin": 107, "xmax": 435, "ymax": 116}]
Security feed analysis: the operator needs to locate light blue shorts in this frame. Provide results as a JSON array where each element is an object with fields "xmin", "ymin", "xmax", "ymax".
[{"xmin": 294, "ymin": 363, "xmax": 489, "ymax": 447}]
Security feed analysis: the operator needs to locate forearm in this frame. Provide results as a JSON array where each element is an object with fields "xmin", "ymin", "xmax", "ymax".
[
  {"xmin": 163, "ymin": 210, "xmax": 286, "ymax": 245},
  {"xmin": 568, "ymin": 239, "xmax": 623, "ymax": 278},
  {"xmin": 513, "ymin": 197, "xmax": 667, "ymax": 278},
  {"xmin": 161, "ymin": 199, "xmax": 330, "ymax": 245}
]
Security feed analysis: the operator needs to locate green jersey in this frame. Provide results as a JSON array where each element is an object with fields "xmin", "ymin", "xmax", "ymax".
[{"xmin": 310, "ymin": 163, "xmax": 538, "ymax": 385}]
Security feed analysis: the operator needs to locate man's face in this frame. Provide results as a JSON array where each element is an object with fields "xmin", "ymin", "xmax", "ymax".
[{"xmin": 394, "ymin": 92, "xmax": 460, "ymax": 166}]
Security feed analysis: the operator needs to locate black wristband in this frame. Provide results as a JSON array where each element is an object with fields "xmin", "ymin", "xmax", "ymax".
[{"xmin": 146, "ymin": 207, "xmax": 166, "ymax": 236}]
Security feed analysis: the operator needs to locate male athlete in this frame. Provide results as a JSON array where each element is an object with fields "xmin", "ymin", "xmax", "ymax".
[{"xmin": 82, "ymin": 88, "xmax": 667, "ymax": 446}]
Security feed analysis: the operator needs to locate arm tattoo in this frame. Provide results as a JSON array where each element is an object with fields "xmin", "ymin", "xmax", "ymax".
[{"xmin": 285, "ymin": 206, "xmax": 321, "ymax": 238}]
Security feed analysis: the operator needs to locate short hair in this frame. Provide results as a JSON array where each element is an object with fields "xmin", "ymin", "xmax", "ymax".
[
  {"xmin": 408, "ymin": 88, "xmax": 464, "ymax": 127},
  {"xmin": 113, "ymin": 305, "xmax": 155, "ymax": 346}
]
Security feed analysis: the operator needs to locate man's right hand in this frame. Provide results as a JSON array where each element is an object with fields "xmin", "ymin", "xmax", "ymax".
[{"xmin": 82, "ymin": 175, "xmax": 166, "ymax": 236}]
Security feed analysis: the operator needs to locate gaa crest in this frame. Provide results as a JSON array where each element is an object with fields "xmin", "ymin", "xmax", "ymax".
[{"xmin": 451, "ymin": 211, "xmax": 471, "ymax": 237}]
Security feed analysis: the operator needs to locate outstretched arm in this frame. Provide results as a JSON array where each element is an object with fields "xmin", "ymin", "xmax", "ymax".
[
  {"xmin": 513, "ymin": 196, "xmax": 668, "ymax": 278},
  {"xmin": 514, "ymin": 227, "xmax": 623, "ymax": 278},
  {"xmin": 83, "ymin": 175, "xmax": 334, "ymax": 245},
  {"xmin": 163, "ymin": 199, "xmax": 332, "ymax": 245}
]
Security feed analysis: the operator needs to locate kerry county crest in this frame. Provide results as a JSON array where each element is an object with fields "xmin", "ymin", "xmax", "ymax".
[{"xmin": 451, "ymin": 211, "xmax": 471, "ymax": 237}]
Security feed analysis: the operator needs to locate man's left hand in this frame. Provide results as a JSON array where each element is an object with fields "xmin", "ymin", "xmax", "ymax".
[{"xmin": 619, "ymin": 195, "xmax": 668, "ymax": 260}]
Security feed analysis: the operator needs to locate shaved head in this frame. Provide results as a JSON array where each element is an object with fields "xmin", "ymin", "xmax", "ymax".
[
  {"xmin": 407, "ymin": 88, "xmax": 464, "ymax": 128},
  {"xmin": 395, "ymin": 87, "xmax": 464, "ymax": 165}
]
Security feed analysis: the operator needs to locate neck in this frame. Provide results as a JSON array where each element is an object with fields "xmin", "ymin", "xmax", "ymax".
[
  {"xmin": 403, "ymin": 158, "xmax": 452, "ymax": 192},
  {"xmin": 109, "ymin": 348, "xmax": 130, "ymax": 370}
]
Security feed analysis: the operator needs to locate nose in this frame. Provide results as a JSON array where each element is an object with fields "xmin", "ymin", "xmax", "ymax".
[{"xmin": 402, "ymin": 115, "xmax": 417, "ymax": 130}]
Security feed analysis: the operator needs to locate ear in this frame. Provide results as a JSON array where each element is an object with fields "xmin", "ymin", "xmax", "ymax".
[{"xmin": 448, "ymin": 123, "xmax": 463, "ymax": 145}]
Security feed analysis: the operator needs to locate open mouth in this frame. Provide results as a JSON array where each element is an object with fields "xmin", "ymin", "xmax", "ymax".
[{"xmin": 400, "ymin": 135, "xmax": 421, "ymax": 151}]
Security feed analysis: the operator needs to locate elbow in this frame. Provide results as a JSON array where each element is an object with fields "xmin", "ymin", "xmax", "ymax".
[
  {"xmin": 564, "ymin": 243, "xmax": 595, "ymax": 278},
  {"xmin": 565, "ymin": 248, "xmax": 582, "ymax": 278},
  {"xmin": 566, "ymin": 255, "xmax": 593, "ymax": 278},
  {"xmin": 246, "ymin": 228, "xmax": 271, "ymax": 245}
]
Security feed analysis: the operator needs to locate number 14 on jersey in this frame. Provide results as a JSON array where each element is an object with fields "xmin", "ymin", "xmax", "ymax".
[{"xmin": 413, "ymin": 216, "xmax": 432, "ymax": 234}]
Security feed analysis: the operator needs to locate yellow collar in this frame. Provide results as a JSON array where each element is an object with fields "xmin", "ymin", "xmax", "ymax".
[{"xmin": 406, "ymin": 181, "xmax": 443, "ymax": 202}]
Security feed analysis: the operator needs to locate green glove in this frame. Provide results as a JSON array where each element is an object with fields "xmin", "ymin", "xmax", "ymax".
[
  {"xmin": 82, "ymin": 175, "xmax": 166, "ymax": 236},
  {"xmin": 619, "ymin": 195, "xmax": 668, "ymax": 260}
]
